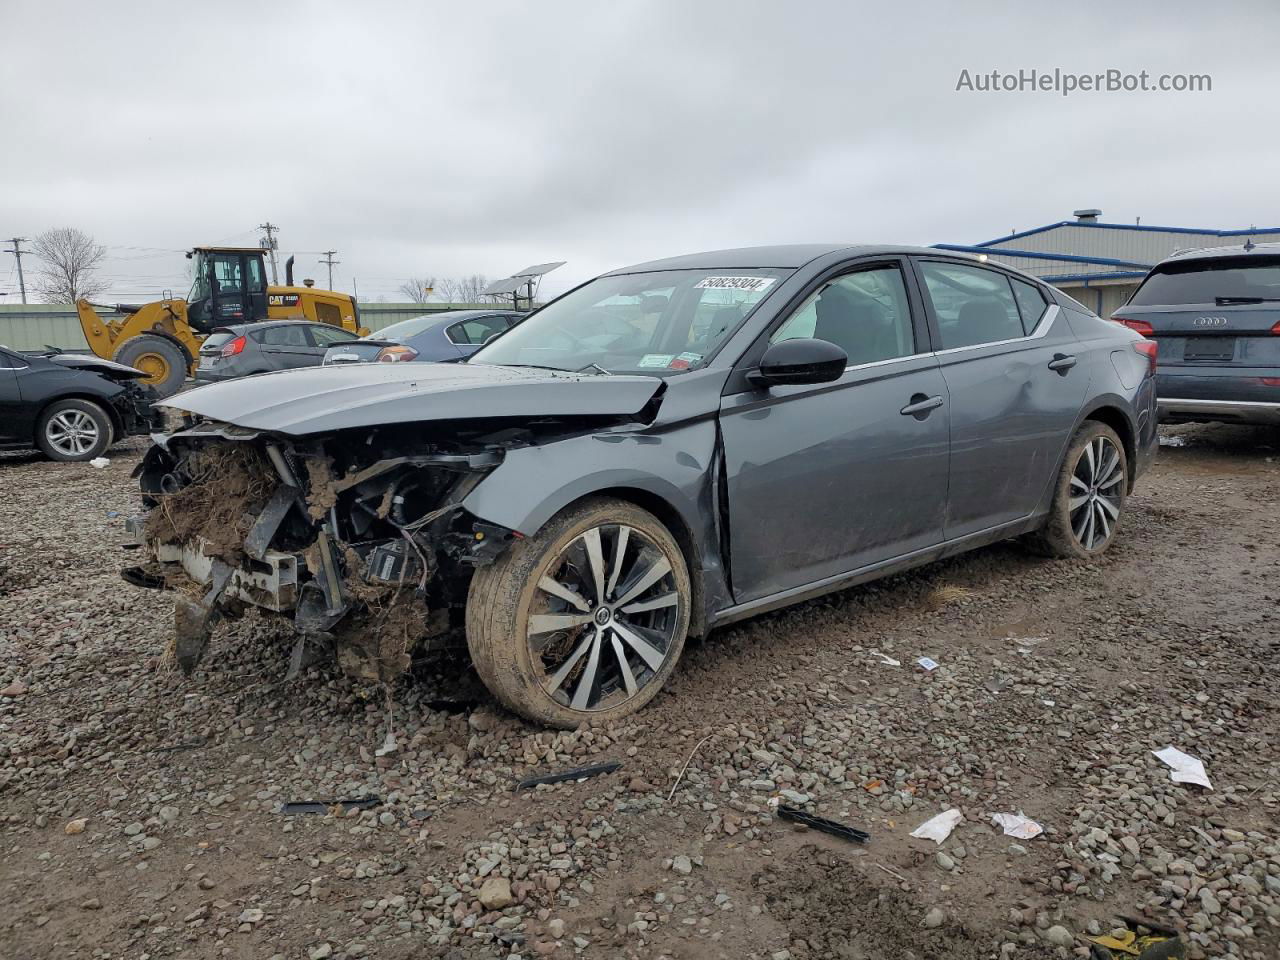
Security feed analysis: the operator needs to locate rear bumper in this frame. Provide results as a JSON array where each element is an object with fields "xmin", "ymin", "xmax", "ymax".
[
  {"xmin": 1158, "ymin": 397, "xmax": 1280, "ymax": 425},
  {"xmin": 1155, "ymin": 367, "xmax": 1280, "ymax": 423}
]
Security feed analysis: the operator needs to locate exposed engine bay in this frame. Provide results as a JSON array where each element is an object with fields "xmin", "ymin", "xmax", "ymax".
[{"xmin": 126, "ymin": 417, "xmax": 534, "ymax": 682}]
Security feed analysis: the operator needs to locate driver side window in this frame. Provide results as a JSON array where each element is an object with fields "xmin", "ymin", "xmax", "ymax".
[{"xmin": 772, "ymin": 265, "xmax": 916, "ymax": 366}]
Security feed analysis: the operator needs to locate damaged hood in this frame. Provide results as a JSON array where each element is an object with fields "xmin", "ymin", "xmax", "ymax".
[
  {"xmin": 160, "ymin": 361, "xmax": 666, "ymax": 435},
  {"xmin": 49, "ymin": 354, "xmax": 147, "ymax": 380}
]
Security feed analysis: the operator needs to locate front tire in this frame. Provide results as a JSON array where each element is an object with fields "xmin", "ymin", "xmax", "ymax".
[
  {"xmin": 36, "ymin": 399, "xmax": 113, "ymax": 462},
  {"xmin": 1029, "ymin": 421, "xmax": 1127, "ymax": 559},
  {"xmin": 466, "ymin": 497, "xmax": 691, "ymax": 728}
]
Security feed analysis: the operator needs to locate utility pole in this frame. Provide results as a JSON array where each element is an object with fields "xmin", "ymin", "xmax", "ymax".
[
  {"xmin": 257, "ymin": 222, "xmax": 280, "ymax": 284},
  {"xmin": 319, "ymin": 250, "xmax": 340, "ymax": 290},
  {"xmin": 4, "ymin": 238, "xmax": 31, "ymax": 304}
]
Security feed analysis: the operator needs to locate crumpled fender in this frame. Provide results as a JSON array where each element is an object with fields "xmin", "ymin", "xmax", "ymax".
[{"xmin": 461, "ymin": 423, "xmax": 714, "ymax": 538}]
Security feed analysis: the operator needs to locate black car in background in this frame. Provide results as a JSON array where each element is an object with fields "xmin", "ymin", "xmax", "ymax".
[
  {"xmin": 1112, "ymin": 243, "xmax": 1280, "ymax": 424},
  {"xmin": 0, "ymin": 346, "xmax": 160, "ymax": 461}
]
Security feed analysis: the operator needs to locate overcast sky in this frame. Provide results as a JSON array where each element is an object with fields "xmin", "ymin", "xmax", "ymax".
[{"xmin": 2, "ymin": 0, "xmax": 1278, "ymax": 302}]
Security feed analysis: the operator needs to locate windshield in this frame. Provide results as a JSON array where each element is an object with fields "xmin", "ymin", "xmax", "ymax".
[
  {"xmin": 373, "ymin": 314, "xmax": 444, "ymax": 341},
  {"xmin": 187, "ymin": 252, "xmax": 210, "ymax": 303},
  {"xmin": 1130, "ymin": 255, "xmax": 1280, "ymax": 305},
  {"xmin": 470, "ymin": 269, "xmax": 788, "ymax": 373}
]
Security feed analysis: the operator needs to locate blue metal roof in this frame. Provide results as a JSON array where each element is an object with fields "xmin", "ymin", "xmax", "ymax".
[
  {"xmin": 1034, "ymin": 271, "xmax": 1149, "ymax": 285},
  {"xmin": 977, "ymin": 220, "xmax": 1280, "ymax": 247}
]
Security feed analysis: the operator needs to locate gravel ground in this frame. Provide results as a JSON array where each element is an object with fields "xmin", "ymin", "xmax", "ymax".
[{"xmin": 1, "ymin": 424, "xmax": 1279, "ymax": 960}]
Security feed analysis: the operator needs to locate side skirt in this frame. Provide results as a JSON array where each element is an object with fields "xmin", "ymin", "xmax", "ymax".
[{"xmin": 707, "ymin": 514, "xmax": 1043, "ymax": 630}]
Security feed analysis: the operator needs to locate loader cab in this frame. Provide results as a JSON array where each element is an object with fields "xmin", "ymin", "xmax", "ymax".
[{"xmin": 185, "ymin": 248, "xmax": 269, "ymax": 333}]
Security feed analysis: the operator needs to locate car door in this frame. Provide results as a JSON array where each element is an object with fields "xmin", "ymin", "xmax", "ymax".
[
  {"xmin": 0, "ymin": 348, "xmax": 28, "ymax": 442},
  {"xmin": 255, "ymin": 323, "xmax": 319, "ymax": 370},
  {"xmin": 719, "ymin": 259, "xmax": 951, "ymax": 603},
  {"xmin": 912, "ymin": 258, "xmax": 1087, "ymax": 539}
]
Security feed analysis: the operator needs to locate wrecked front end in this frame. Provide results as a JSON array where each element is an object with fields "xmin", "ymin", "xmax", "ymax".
[{"xmin": 124, "ymin": 420, "xmax": 516, "ymax": 681}]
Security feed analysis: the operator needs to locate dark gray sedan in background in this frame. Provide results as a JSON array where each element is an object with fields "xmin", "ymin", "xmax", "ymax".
[
  {"xmin": 321, "ymin": 309, "xmax": 526, "ymax": 365},
  {"xmin": 1111, "ymin": 243, "xmax": 1280, "ymax": 424},
  {"xmin": 196, "ymin": 320, "xmax": 361, "ymax": 382},
  {"xmin": 132, "ymin": 244, "xmax": 1157, "ymax": 728}
]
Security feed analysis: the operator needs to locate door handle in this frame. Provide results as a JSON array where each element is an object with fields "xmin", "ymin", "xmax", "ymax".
[
  {"xmin": 1047, "ymin": 353, "xmax": 1077, "ymax": 373},
  {"xmin": 900, "ymin": 394, "xmax": 944, "ymax": 417}
]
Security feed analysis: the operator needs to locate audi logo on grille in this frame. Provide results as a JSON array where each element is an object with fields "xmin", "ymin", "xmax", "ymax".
[{"xmin": 1193, "ymin": 316, "xmax": 1228, "ymax": 327}]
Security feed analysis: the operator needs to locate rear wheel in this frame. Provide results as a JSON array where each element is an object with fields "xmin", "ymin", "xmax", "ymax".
[
  {"xmin": 466, "ymin": 497, "xmax": 691, "ymax": 728},
  {"xmin": 36, "ymin": 399, "xmax": 113, "ymax": 462},
  {"xmin": 1029, "ymin": 421, "xmax": 1127, "ymax": 559},
  {"xmin": 113, "ymin": 335, "xmax": 188, "ymax": 397}
]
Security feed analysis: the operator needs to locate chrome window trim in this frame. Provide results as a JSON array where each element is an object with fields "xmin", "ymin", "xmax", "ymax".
[
  {"xmin": 833, "ymin": 304, "xmax": 1061, "ymax": 372},
  {"xmin": 931, "ymin": 304, "xmax": 1059, "ymax": 358}
]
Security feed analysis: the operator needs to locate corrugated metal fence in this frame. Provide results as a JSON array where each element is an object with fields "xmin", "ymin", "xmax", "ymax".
[{"xmin": 0, "ymin": 302, "xmax": 500, "ymax": 352}]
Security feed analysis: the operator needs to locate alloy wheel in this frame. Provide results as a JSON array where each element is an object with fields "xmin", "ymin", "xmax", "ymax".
[
  {"xmin": 528, "ymin": 523, "xmax": 681, "ymax": 713},
  {"xmin": 1069, "ymin": 436, "xmax": 1124, "ymax": 550},
  {"xmin": 46, "ymin": 410, "xmax": 101, "ymax": 457}
]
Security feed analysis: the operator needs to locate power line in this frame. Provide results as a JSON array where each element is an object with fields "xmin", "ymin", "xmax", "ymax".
[
  {"xmin": 319, "ymin": 250, "xmax": 339, "ymax": 290},
  {"xmin": 4, "ymin": 238, "xmax": 32, "ymax": 304},
  {"xmin": 257, "ymin": 222, "xmax": 280, "ymax": 284}
]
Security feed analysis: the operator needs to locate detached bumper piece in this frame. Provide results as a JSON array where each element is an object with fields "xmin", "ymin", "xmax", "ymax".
[{"xmin": 173, "ymin": 559, "xmax": 233, "ymax": 674}]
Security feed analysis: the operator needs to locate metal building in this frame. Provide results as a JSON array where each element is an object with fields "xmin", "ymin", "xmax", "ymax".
[{"xmin": 938, "ymin": 210, "xmax": 1280, "ymax": 319}]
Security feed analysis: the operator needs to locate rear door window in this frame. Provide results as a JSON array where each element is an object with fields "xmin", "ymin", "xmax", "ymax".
[
  {"xmin": 255, "ymin": 324, "xmax": 310, "ymax": 347},
  {"xmin": 448, "ymin": 315, "xmax": 510, "ymax": 345},
  {"xmin": 918, "ymin": 261, "xmax": 1025, "ymax": 349},
  {"xmin": 1010, "ymin": 278, "xmax": 1049, "ymax": 333}
]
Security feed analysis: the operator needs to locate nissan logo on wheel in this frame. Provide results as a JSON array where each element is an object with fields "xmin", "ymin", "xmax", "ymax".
[{"xmin": 1193, "ymin": 316, "xmax": 1228, "ymax": 327}]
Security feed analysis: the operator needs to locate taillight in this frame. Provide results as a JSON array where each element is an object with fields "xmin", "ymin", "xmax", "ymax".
[
  {"xmin": 1261, "ymin": 378, "xmax": 1280, "ymax": 387},
  {"xmin": 1112, "ymin": 315, "xmax": 1154, "ymax": 337},
  {"xmin": 376, "ymin": 345, "xmax": 419, "ymax": 363},
  {"xmin": 220, "ymin": 335, "xmax": 246, "ymax": 358},
  {"xmin": 1132, "ymin": 339, "xmax": 1158, "ymax": 375},
  {"xmin": 1271, "ymin": 320, "xmax": 1280, "ymax": 335}
]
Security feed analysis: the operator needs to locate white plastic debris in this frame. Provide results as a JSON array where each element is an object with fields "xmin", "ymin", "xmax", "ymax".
[
  {"xmin": 991, "ymin": 812, "xmax": 1043, "ymax": 840},
  {"xmin": 872, "ymin": 651, "xmax": 901, "ymax": 666},
  {"xmin": 374, "ymin": 730, "xmax": 398, "ymax": 757},
  {"xmin": 910, "ymin": 808, "xmax": 963, "ymax": 844},
  {"xmin": 917, "ymin": 657, "xmax": 939, "ymax": 671},
  {"xmin": 89, "ymin": 457, "xmax": 110, "ymax": 468},
  {"xmin": 1152, "ymin": 746, "xmax": 1212, "ymax": 789}
]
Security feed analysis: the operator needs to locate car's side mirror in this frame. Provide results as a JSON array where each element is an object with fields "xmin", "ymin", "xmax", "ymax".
[{"xmin": 750, "ymin": 338, "xmax": 848, "ymax": 387}]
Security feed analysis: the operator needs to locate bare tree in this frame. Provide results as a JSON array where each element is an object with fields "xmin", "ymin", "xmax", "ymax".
[
  {"xmin": 397, "ymin": 277, "xmax": 437, "ymax": 303},
  {"xmin": 460, "ymin": 274, "xmax": 491, "ymax": 302},
  {"xmin": 32, "ymin": 227, "xmax": 109, "ymax": 303},
  {"xmin": 436, "ymin": 274, "xmax": 490, "ymax": 303}
]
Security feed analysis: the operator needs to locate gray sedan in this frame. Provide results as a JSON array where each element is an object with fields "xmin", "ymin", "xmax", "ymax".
[
  {"xmin": 322, "ymin": 310, "xmax": 525, "ymax": 365},
  {"xmin": 136, "ymin": 244, "xmax": 1157, "ymax": 728},
  {"xmin": 196, "ymin": 321, "xmax": 361, "ymax": 382}
]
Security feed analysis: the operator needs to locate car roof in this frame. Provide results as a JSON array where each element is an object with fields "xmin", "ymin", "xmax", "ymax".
[
  {"xmin": 604, "ymin": 244, "xmax": 949, "ymax": 274},
  {"xmin": 211, "ymin": 320, "xmax": 334, "ymax": 334},
  {"xmin": 1162, "ymin": 242, "xmax": 1280, "ymax": 265}
]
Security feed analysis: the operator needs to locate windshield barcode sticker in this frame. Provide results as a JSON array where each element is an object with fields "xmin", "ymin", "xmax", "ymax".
[{"xmin": 695, "ymin": 276, "xmax": 776, "ymax": 292}]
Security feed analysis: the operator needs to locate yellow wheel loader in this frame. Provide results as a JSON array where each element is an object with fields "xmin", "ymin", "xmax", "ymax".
[{"xmin": 76, "ymin": 247, "xmax": 365, "ymax": 396}]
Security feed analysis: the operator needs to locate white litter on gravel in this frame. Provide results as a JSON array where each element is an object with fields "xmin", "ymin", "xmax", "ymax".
[
  {"xmin": 910, "ymin": 808, "xmax": 963, "ymax": 844},
  {"xmin": 991, "ymin": 812, "xmax": 1044, "ymax": 840},
  {"xmin": 1152, "ymin": 745, "xmax": 1213, "ymax": 789}
]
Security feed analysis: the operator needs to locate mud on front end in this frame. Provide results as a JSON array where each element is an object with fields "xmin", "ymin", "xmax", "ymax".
[{"xmin": 123, "ymin": 420, "xmax": 519, "ymax": 681}]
